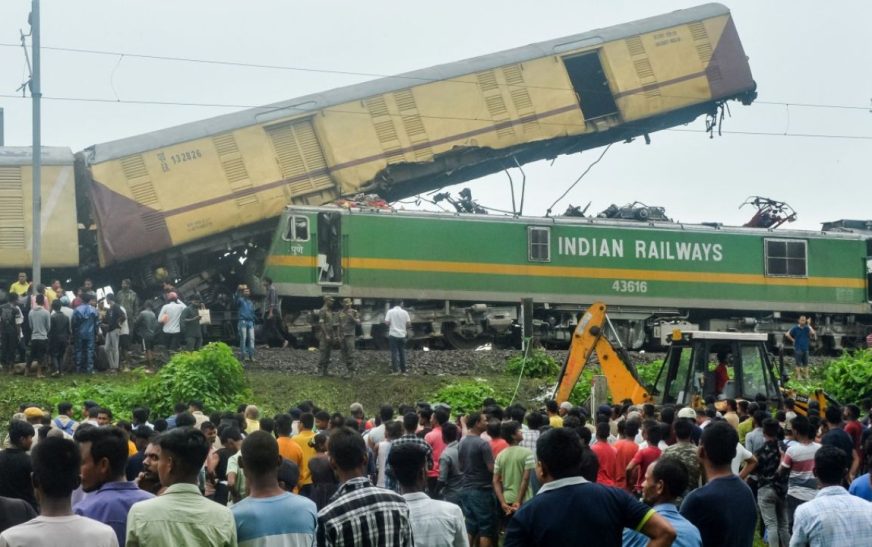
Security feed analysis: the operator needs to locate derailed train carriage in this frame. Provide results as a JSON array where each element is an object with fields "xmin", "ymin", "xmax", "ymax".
[
  {"xmin": 1, "ymin": 3, "xmax": 756, "ymax": 299},
  {"xmin": 263, "ymin": 205, "xmax": 872, "ymax": 351}
]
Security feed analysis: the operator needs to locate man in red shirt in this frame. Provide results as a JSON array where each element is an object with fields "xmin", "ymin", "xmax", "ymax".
[
  {"xmin": 591, "ymin": 422, "xmax": 617, "ymax": 486},
  {"xmin": 844, "ymin": 404, "xmax": 864, "ymax": 452},
  {"xmin": 488, "ymin": 420, "xmax": 509, "ymax": 458},
  {"xmin": 614, "ymin": 419, "xmax": 641, "ymax": 491},
  {"xmin": 627, "ymin": 421, "xmax": 663, "ymax": 495},
  {"xmin": 424, "ymin": 408, "xmax": 449, "ymax": 495},
  {"xmin": 714, "ymin": 352, "xmax": 730, "ymax": 396}
]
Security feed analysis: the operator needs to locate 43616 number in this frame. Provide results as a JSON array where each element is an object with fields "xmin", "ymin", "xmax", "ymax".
[{"xmin": 611, "ymin": 280, "xmax": 648, "ymax": 293}]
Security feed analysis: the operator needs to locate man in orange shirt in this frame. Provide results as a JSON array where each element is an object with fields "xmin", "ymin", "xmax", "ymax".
[
  {"xmin": 292, "ymin": 413, "xmax": 317, "ymax": 497},
  {"xmin": 275, "ymin": 414, "xmax": 303, "ymax": 469}
]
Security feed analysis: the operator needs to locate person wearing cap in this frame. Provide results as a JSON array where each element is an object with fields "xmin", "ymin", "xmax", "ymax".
[
  {"xmin": 349, "ymin": 403, "xmax": 365, "ymax": 432},
  {"xmin": 157, "ymin": 292, "xmax": 186, "ymax": 352},
  {"xmin": 336, "ymin": 298, "xmax": 360, "ymax": 377},
  {"xmin": 180, "ymin": 295, "xmax": 203, "ymax": 351},
  {"xmin": 317, "ymin": 296, "xmax": 337, "ymax": 376},
  {"xmin": 72, "ymin": 292, "xmax": 100, "ymax": 374},
  {"xmin": 558, "ymin": 401, "xmax": 573, "ymax": 417},
  {"xmin": 676, "ymin": 407, "xmax": 703, "ymax": 446},
  {"xmin": 102, "ymin": 293, "xmax": 126, "ymax": 373}
]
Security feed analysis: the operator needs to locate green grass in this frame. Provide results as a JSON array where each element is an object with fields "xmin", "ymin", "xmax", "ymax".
[{"xmin": 1, "ymin": 370, "xmax": 551, "ymax": 426}]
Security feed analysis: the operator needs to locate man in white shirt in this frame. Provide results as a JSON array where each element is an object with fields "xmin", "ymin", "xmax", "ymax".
[
  {"xmin": 157, "ymin": 292, "xmax": 186, "ymax": 351},
  {"xmin": 384, "ymin": 301, "xmax": 411, "ymax": 375},
  {"xmin": 389, "ymin": 443, "xmax": 468, "ymax": 547},
  {"xmin": 0, "ymin": 437, "xmax": 118, "ymax": 547}
]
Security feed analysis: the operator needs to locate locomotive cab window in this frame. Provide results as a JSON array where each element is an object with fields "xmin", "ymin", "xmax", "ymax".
[
  {"xmin": 528, "ymin": 227, "xmax": 551, "ymax": 262},
  {"xmin": 283, "ymin": 215, "xmax": 310, "ymax": 242},
  {"xmin": 765, "ymin": 239, "xmax": 807, "ymax": 277}
]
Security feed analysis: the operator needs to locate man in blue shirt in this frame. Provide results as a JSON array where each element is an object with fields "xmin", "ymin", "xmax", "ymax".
[
  {"xmin": 786, "ymin": 316, "xmax": 816, "ymax": 380},
  {"xmin": 680, "ymin": 422, "xmax": 757, "ymax": 547},
  {"xmin": 231, "ymin": 431, "xmax": 317, "ymax": 546},
  {"xmin": 235, "ymin": 284, "xmax": 257, "ymax": 363},
  {"xmin": 72, "ymin": 292, "xmax": 99, "ymax": 374},
  {"xmin": 623, "ymin": 458, "xmax": 701, "ymax": 547},
  {"xmin": 505, "ymin": 428, "xmax": 675, "ymax": 547},
  {"xmin": 849, "ymin": 439, "xmax": 872, "ymax": 501},
  {"xmin": 74, "ymin": 426, "xmax": 154, "ymax": 546}
]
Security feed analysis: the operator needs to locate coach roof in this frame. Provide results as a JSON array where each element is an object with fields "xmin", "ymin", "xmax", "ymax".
[{"xmin": 84, "ymin": 3, "xmax": 730, "ymax": 164}]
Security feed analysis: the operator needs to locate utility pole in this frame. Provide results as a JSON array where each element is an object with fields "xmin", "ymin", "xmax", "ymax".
[{"xmin": 30, "ymin": 0, "xmax": 42, "ymax": 287}]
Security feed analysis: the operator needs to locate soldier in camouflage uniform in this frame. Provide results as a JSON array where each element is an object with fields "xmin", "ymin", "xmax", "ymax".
[
  {"xmin": 660, "ymin": 415, "xmax": 701, "ymax": 495},
  {"xmin": 317, "ymin": 296, "xmax": 337, "ymax": 376},
  {"xmin": 337, "ymin": 298, "xmax": 360, "ymax": 376}
]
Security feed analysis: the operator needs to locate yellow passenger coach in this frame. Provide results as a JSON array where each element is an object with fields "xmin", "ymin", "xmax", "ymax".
[
  {"xmin": 80, "ymin": 2, "xmax": 754, "ymax": 267},
  {"xmin": 0, "ymin": 147, "xmax": 78, "ymax": 269}
]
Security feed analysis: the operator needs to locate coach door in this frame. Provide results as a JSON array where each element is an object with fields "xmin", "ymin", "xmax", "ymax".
[
  {"xmin": 562, "ymin": 51, "xmax": 620, "ymax": 123},
  {"xmin": 316, "ymin": 211, "xmax": 343, "ymax": 285}
]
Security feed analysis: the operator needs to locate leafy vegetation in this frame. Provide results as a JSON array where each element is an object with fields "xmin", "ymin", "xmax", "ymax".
[
  {"xmin": 566, "ymin": 360, "xmax": 663, "ymax": 406},
  {"xmin": 431, "ymin": 379, "xmax": 509, "ymax": 414},
  {"xmin": 822, "ymin": 349, "xmax": 872, "ymax": 404},
  {"xmin": 142, "ymin": 342, "xmax": 250, "ymax": 417},
  {"xmin": 505, "ymin": 348, "xmax": 560, "ymax": 378},
  {"xmin": 1, "ymin": 364, "xmax": 548, "ymax": 436},
  {"xmin": 0, "ymin": 342, "xmax": 249, "ymax": 426}
]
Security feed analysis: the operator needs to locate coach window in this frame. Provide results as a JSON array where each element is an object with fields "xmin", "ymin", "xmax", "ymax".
[
  {"xmin": 528, "ymin": 227, "xmax": 551, "ymax": 262},
  {"xmin": 765, "ymin": 239, "xmax": 807, "ymax": 277},
  {"xmin": 283, "ymin": 216, "xmax": 310, "ymax": 242}
]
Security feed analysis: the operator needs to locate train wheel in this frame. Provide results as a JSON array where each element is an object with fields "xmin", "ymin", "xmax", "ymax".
[{"xmin": 444, "ymin": 326, "xmax": 491, "ymax": 350}]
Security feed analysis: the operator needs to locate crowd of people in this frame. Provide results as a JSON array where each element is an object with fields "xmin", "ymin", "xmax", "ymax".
[
  {"xmin": 0, "ymin": 273, "xmax": 290, "ymax": 377},
  {"xmin": 1, "ymin": 392, "xmax": 871, "ymax": 546},
  {"xmin": 1, "ymin": 273, "xmax": 414, "ymax": 378}
]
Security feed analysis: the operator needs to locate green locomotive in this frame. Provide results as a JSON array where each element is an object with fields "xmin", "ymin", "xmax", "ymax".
[{"xmin": 263, "ymin": 206, "xmax": 872, "ymax": 350}]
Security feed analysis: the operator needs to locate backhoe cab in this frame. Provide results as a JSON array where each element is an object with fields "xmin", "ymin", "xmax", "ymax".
[
  {"xmin": 652, "ymin": 330, "xmax": 784, "ymax": 409},
  {"xmin": 554, "ymin": 302, "xmax": 785, "ymax": 409}
]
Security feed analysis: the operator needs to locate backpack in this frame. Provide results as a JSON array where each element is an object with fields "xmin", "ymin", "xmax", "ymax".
[{"xmin": 0, "ymin": 304, "xmax": 17, "ymax": 333}]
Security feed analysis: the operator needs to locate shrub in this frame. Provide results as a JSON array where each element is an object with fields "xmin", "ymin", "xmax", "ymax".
[
  {"xmin": 636, "ymin": 360, "xmax": 663, "ymax": 388},
  {"xmin": 564, "ymin": 359, "xmax": 663, "ymax": 406},
  {"xmin": 822, "ymin": 349, "xmax": 872, "ymax": 404},
  {"xmin": 505, "ymin": 348, "xmax": 560, "ymax": 378},
  {"xmin": 142, "ymin": 342, "xmax": 250, "ymax": 417},
  {"xmin": 432, "ymin": 380, "xmax": 508, "ymax": 415},
  {"xmin": 568, "ymin": 367, "xmax": 597, "ymax": 406}
]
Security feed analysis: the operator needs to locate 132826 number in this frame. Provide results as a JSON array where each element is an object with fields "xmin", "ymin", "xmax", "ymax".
[{"xmin": 611, "ymin": 280, "xmax": 648, "ymax": 293}]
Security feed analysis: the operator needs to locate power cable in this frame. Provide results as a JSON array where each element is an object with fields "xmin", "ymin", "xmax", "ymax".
[
  {"xmin": 1, "ymin": 42, "xmax": 870, "ymax": 112},
  {"xmin": 546, "ymin": 143, "xmax": 613, "ymax": 216},
  {"xmin": 2, "ymin": 93, "xmax": 869, "ymax": 141}
]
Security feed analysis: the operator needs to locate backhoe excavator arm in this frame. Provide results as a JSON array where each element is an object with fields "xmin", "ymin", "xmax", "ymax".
[{"xmin": 555, "ymin": 302, "xmax": 653, "ymax": 406}]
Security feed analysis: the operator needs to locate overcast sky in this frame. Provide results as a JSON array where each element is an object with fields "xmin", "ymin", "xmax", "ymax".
[{"xmin": 1, "ymin": 0, "xmax": 870, "ymax": 230}]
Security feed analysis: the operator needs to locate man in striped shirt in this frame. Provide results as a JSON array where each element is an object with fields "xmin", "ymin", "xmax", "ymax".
[
  {"xmin": 317, "ymin": 427, "xmax": 413, "ymax": 547},
  {"xmin": 779, "ymin": 415, "xmax": 820, "ymax": 532}
]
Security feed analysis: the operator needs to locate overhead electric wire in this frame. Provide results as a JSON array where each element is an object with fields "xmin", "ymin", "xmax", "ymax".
[
  {"xmin": 1, "ymin": 93, "xmax": 869, "ymax": 142},
  {"xmin": 546, "ymin": 142, "xmax": 613, "ymax": 216},
  {"xmin": 1, "ymin": 41, "xmax": 870, "ymax": 112}
]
